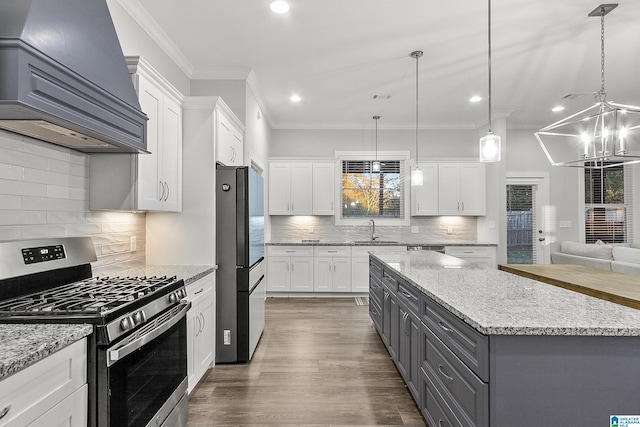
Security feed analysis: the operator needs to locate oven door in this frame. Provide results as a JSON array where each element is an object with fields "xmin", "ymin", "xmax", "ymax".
[{"xmin": 97, "ymin": 301, "xmax": 190, "ymax": 427}]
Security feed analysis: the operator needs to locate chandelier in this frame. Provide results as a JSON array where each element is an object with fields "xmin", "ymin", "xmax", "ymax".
[
  {"xmin": 535, "ymin": 3, "xmax": 640, "ymax": 169},
  {"xmin": 410, "ymin": 50, "xmax": 424, "ymax": 186}
]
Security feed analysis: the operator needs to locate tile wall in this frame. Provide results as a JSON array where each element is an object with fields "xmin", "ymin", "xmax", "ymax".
[
  {"xmin": 0, "ymin": 130, "xmax": 145, "ymax": 276},
  {"xmin": 270, "ymin": 215, "xmax": 478, "ymax": 244}
]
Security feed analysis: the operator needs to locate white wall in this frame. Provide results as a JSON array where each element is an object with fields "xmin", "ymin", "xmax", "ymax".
[
  {"xmin": 191, "ymin": 80, "xmax": 247, "ymax": 125},
  {"xmin": 107, "ymin": 0, "xmax": 190, "ymax": 95}
]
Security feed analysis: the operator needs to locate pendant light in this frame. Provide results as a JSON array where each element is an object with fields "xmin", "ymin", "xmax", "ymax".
[
  {"xmin": 410, "ymin": 50, "xmax": 424, "ymax": 186},
  {"xmin": 479, "ymin": 0, "xmax": 501, "ymax": 162},
  {"xmin": 535, "ymin": 3, "xmax": 640, "ymax": 168},
  {"xmin": 372, "ymin": 115, "xmax": 381, "ymax": 172}
]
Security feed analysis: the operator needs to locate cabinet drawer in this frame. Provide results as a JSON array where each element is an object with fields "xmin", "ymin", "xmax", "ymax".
[
  {"xmin": 267, "ymin": 246, "xmax": 313, "ymax": 256},
  {"xmin": 369, "ymin": 257, "xmax": 383, "ymax": 280},
  {"xmin": 369, "ymin": 274, "xmax": 383, "ymax": 303},
  {"xmin": 421, "ymin": 296, "xmax": 488, "ymax": 381},
  {"xmin": 445, "ymin": 246, "xmax": 493, "ymax": 258},
  {"xmin": 314, "ymin": 246, "xmax": 351, "ymax": 257},
  {"xmin": 423, "ymin": 325, "xmax": 488, "ymax": 426},
  {"xmin": 380, "ymin": 267, "xmax": 397, "ymax": 292},
  {"xmin": 422, "ymin": 368, "xmax": 463, "ymax": 427},
  {"xmin": 0, "ymin": 339, "xmax": 86, "ymax": 427},
  {"xmin": 369, "ymin": 295, "xmax": 382, "ymax": 332},
  {"xmin": 397, "ymin": 279, "xmax": 419, "ymax": 314}
]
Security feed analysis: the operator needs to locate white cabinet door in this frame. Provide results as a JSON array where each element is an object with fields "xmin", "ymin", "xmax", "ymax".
[
  {"xmin": 351, "ymin": 256, "xmax": 370, "ymax": 293},
  {"xmin": 28, "ymin": 385, "xmax": 87, "ymax": 427},
  {"xmin": 313, "ymin": 257, "xmax": 333, "ymax": 292},
  {"xmin": 312, "ymin": 162, "xmax": 335, "ymax": 215},
  {"xmin": 186, "ymin": 275, "xmax": 215, "ymax": 394},
  {"xmin": 438, "ymin": 163, "xmax": 485, "ymax": 216},
  {"xmin": 459, "ymin": 163, "xmax": 485, "ymax": 215},
  {"xmin": 290, "ymin": 257, "xmax": 314, "ymax": 291},
  {"xmin": 217, "ymin": 111, "xmax": 244, "ymax": 166},
  {"xmin": 268, "ymin": 163, "xmax": 292, "ymax": 215},
  {"xmin": 332, "ymin": 258, "xmax": 351, "ymax": 292},
  {"xmin": 289, "ymin": 163, "xmax": 312, "ymax": 215},
  {"xmin": 160, "ymin": 95, "xmax": 182, "ymax": 212},
  {"xmin": 267, "ymin": 256, "xmax": 291, "ymax": 291},
  {"xmin": 438, "ymin": 163, "xmax": 462, "ymax": 215},
  {"xmin": 411, "ymin": 163, "xmax": 438, "ymax": 216},
  {"xmin": 268, "ymin": 162, "xmax": 312, "ymax": 215},
  {"xmin": 136, "ymin": 75, "xmax": 163, "ymax": 211}
]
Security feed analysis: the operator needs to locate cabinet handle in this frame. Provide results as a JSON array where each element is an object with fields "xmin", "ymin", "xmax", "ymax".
[
  {"xmin": 457, "ymin": 202, "xmax": 460, "ymax": 212},
  {"xmin": 329, "ymin": 264, "xmax": 332, "ymax": 272},
  {"xmin": 200, "ymin": 312, "xmax": 205, "ymax": 334},
  {"xmin": 331, "ymin": 201, "xmax": 334, "ymax": 211},
  {"xmin": 328, "ymin": 250, "xmax": 338, "ymax": 253},
  {"xmin": 285, "ymin": 250, "xmax": 295, "ymax": 253},
  {"xmin": 286, "ymin": 263, "xmax": 289, "ymax": 272},
  {"xmin": 438, "ymin": 419, "xmax": 446, "ymax": 427},
  {"xmin": 193, "ymin": 288, "xmax": 204, "ymax": 295},
  {"xmin": 438, "ymin": 364, "xmax": 454, "ymax": 382},
  {"xmin": 461, "ymin": 201, "xmax": 464, "ymax": 212},
  {"xmin": 230, "ymin": 146, "xmax": 236, "ymax": 162},
  {"xmin": 291, "ymin": 263, "xmax": 294, "ymax": 272},
  {"xmin": 195, "ymin": 314, "xmax": 201, "ymax": 337},
  {"xmin": 401, "ymin": 291, "xmax": 413, "ymax": 299},
  {"xmin": 417, "ymin": 202, "xmax": 420, "ymax": 211},
  {"xmin": 438, "ymin": 321, "xmax": 453, "ymax": 333},
  {"xmin": 0, "ymin": 405, "xmax": 10, "ymax": 420},
  {"xmin": 159, "ymin": 180, "xmax": 165, "ymax": 201},
  {"xmin": 164, "ymin": 182, "xmax": 170, "ymax": 201},
  {"xmin": 333, "ymin": 264, "xmax": 336, "ymax": 272},
  {"xmin": 291, "ymin": 202, "xmax": 294, "ymax": 212}
]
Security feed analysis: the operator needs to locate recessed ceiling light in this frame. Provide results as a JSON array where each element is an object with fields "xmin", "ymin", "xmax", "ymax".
[
  {"xmin": 270, "ymin": 1, "xmax": 290, "ymax": 14},
  {"xmin": 290, "ymin": 94, "xmax": 301, "ymax": 102},
  {"xmin": 469, "ymin": 95, "xmax": 482, "ymax": 103},
  {"xmin": 552, "ymin": 105, "xmax": 566, "ymax": 112}
]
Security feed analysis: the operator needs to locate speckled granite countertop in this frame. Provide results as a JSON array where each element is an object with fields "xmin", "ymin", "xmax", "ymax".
[
  {"xmin": 113, "ymin": 265, "xmax": 215, "ymax": 286},
  {"xmin": 267, "ymin": 241, "xmax": 496, "ymax": 246},
  {"xmin": 0, "ymin": 265, "xmax": 214, "ymax": 381},
  {"xmin": 0, "ymin": 324, "xmax": 93, "ymax": 380},
  {"xmin": 371, "ymin": 251, "xmax": 640, "ymax": 336}
]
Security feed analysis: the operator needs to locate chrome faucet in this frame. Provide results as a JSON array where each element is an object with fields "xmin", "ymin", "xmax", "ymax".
[{"xmin": 369, "ymin": 219, "xmax": 378, "ymax": 241}]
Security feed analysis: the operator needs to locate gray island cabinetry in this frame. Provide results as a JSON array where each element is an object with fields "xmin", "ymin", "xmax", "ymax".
[{"xmin": 369, "ymin": 251, "xmax": 640, "ymax": 427}]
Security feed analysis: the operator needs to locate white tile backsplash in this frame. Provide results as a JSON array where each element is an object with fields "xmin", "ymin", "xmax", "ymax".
[
  {"xmin": 0, "ymin": 129, "xmax": 146, "ymax": 274},
  {"xmin": 270, "ymin": 215, "xmax": 478, "ymax": 243}
]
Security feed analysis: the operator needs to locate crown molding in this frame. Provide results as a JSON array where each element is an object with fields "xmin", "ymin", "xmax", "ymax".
[{"xmin": 115, "ymin": 0, "xmax": 194, "ymax": 78}]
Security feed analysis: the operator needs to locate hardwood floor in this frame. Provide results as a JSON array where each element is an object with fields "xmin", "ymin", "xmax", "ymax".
[{"xmin": 188, "ymin": 297, "xmax": 426, "ymax": 426}]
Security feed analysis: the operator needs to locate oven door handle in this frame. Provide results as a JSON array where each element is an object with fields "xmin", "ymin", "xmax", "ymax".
[{"xmin": 107, "ymin": 301, "xmax": 191, "ymax": 367}]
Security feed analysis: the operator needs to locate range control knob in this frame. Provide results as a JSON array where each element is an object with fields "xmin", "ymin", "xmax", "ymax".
[
  {"xmin": 133, "ymin": 310, "xmax": 146, "ymax": 325},
  {"xmin": 169, "ymin": 292, "xmax": 179, "ymax": 304},
  {"xmin": 120, "ymin": 316, "xmax": 134, "ymax": 331},
  {"xmin": 178, "ymin": 288, "xmax": 187, "ymax": 299}
]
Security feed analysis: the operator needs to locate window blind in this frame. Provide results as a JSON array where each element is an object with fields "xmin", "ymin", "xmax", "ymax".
[{"xmin": 340, "ymin": 160, "xmax": 404, "ymax": 219}]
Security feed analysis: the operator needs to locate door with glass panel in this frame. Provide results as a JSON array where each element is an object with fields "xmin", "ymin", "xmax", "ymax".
[{"xmin": 506, "ymin": 178, "xmax": 548, "ymax": 264}]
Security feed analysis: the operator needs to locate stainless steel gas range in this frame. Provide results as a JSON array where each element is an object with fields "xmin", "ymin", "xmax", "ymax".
[{"xmin": 0, "ymin": 237, "xmax": 190, "ymax": 427}]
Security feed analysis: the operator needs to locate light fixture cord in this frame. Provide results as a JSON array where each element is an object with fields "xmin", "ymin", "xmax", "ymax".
[
  {"xmin": 599, "ymin": 6, "xmax": 606, "ymax": 102},
  {"xmin": 374, "ymin": 116, "xmax": 378, "ymax": 161},
  {"xmin": 415, "ymin": 54, "xmax": 419, "ymax": 164},
  {"xmin": 488, "ymin": 0, "xmax": 493, "ymax": 133}
]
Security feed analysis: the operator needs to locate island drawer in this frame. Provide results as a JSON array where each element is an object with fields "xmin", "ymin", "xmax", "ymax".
[
  {"xmin": 423, "ymin": 324, "xmax": 488, "ymax": 426},
  {"xmin": 421, "ymin": 368, "xmax": 463, "ymax": 427},
  {"xmin": 314, "ymin": 246, "xmax": 351, "ymax": 257},
  {"xmin": 421, "ymin": 296, "xmax": 489, "ymax": 381},
  {"xmin": 380, "ymin": 267, "xmax": 397, "ymax": 292},
  {"xmin": 369, "ymin": 293, "xmax": 382, "ymax": 332},
  {"xmin": 397, "ymin": 278, "xmax": 419, "ymax": 314},
  {"xmin": 369, "ymin": 257, "xmax": 383, "ymax": 280},
  {"xmin": 369, "ymin": 273, "xmax": 383, "ymax": 304}
]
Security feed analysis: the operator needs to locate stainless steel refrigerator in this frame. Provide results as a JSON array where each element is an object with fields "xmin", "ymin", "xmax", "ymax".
[{"xmin": 216, "ymin": 164, "xmax": 265, "ymax": 363}]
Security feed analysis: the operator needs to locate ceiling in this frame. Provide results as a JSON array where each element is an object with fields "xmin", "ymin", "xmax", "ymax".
[{"xmin": 125, "ymin": 0, "xmax": 640, "ymax": 131}]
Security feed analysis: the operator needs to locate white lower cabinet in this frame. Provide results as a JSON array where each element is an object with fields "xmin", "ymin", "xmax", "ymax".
[
  {"xmin": 0, "ymin": 338, "xmax": 87, "ymax": 427},
  {"xmin": 313, "ymin": 246, "xmax": 351, "ymax": 292},
  {"xmin": 267, "ymin": 246, "xmax": 314, "ymax": 292},
  {"xmin": 445, "ymin": 246, "xmax": 496, "ymax": 268},
  {"xmin": 186, "ymin": 274, "xmax": 215, "ymax": 394}
]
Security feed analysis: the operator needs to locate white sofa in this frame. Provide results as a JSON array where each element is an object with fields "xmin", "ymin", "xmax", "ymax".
[{"xmin": 550, "ymin": 241, "xmax": 640, "ymax": 275}]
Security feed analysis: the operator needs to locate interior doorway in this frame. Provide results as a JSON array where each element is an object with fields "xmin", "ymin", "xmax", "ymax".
[{"xmin": 506, "ymin": 175, "xmax": 550, "ymax": 264}]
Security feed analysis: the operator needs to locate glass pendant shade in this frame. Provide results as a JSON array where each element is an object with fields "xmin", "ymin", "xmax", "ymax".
[
  {"xmin": 479, "ymin": 132, "xmax": 501, "ymax": 162},
  {"xmin": 411, "ymin": 168, "xmax": 424, "ymax": 186},
  {"xmin": 535, "ymin": 101, "xmax": 640, "ymax": 168}
]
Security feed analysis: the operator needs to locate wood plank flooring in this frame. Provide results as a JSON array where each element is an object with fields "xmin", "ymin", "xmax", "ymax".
[{"xmin": 188, "ymin": 297, "xmax": 426, "ymax": 426}]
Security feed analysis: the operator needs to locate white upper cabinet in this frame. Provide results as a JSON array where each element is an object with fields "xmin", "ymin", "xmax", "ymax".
[
  {"xmin": 268, "ymin": 162, "xmax": 312, "ymax": 215},
  {"xmin": 438, "ymin": 162, "xmax": 486, "ymax": 216},
  {"xmin": 216, "ymin": 110, "xmax": 244, "ymax": 166},
  {"xmin": 312, "ymin": 162, "xmax": 335, "ymax": 215},
  {"xmin": 410, "ymin": 163, "xmax": 439, "ymax": 216},
  {"xmin": 90, "ymin": 57, "xmax": 183, "ymax": 212}
]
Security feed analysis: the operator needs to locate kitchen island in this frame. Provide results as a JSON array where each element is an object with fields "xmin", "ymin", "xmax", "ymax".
[{"xmin": 369, "ymin": 251, "xmax": 640, "ymax": 427}]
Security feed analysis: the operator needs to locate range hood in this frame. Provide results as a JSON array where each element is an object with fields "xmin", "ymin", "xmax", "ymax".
[{"xmin": 0, "ymin": 0, "xmax": 147, "ymax": 153}]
